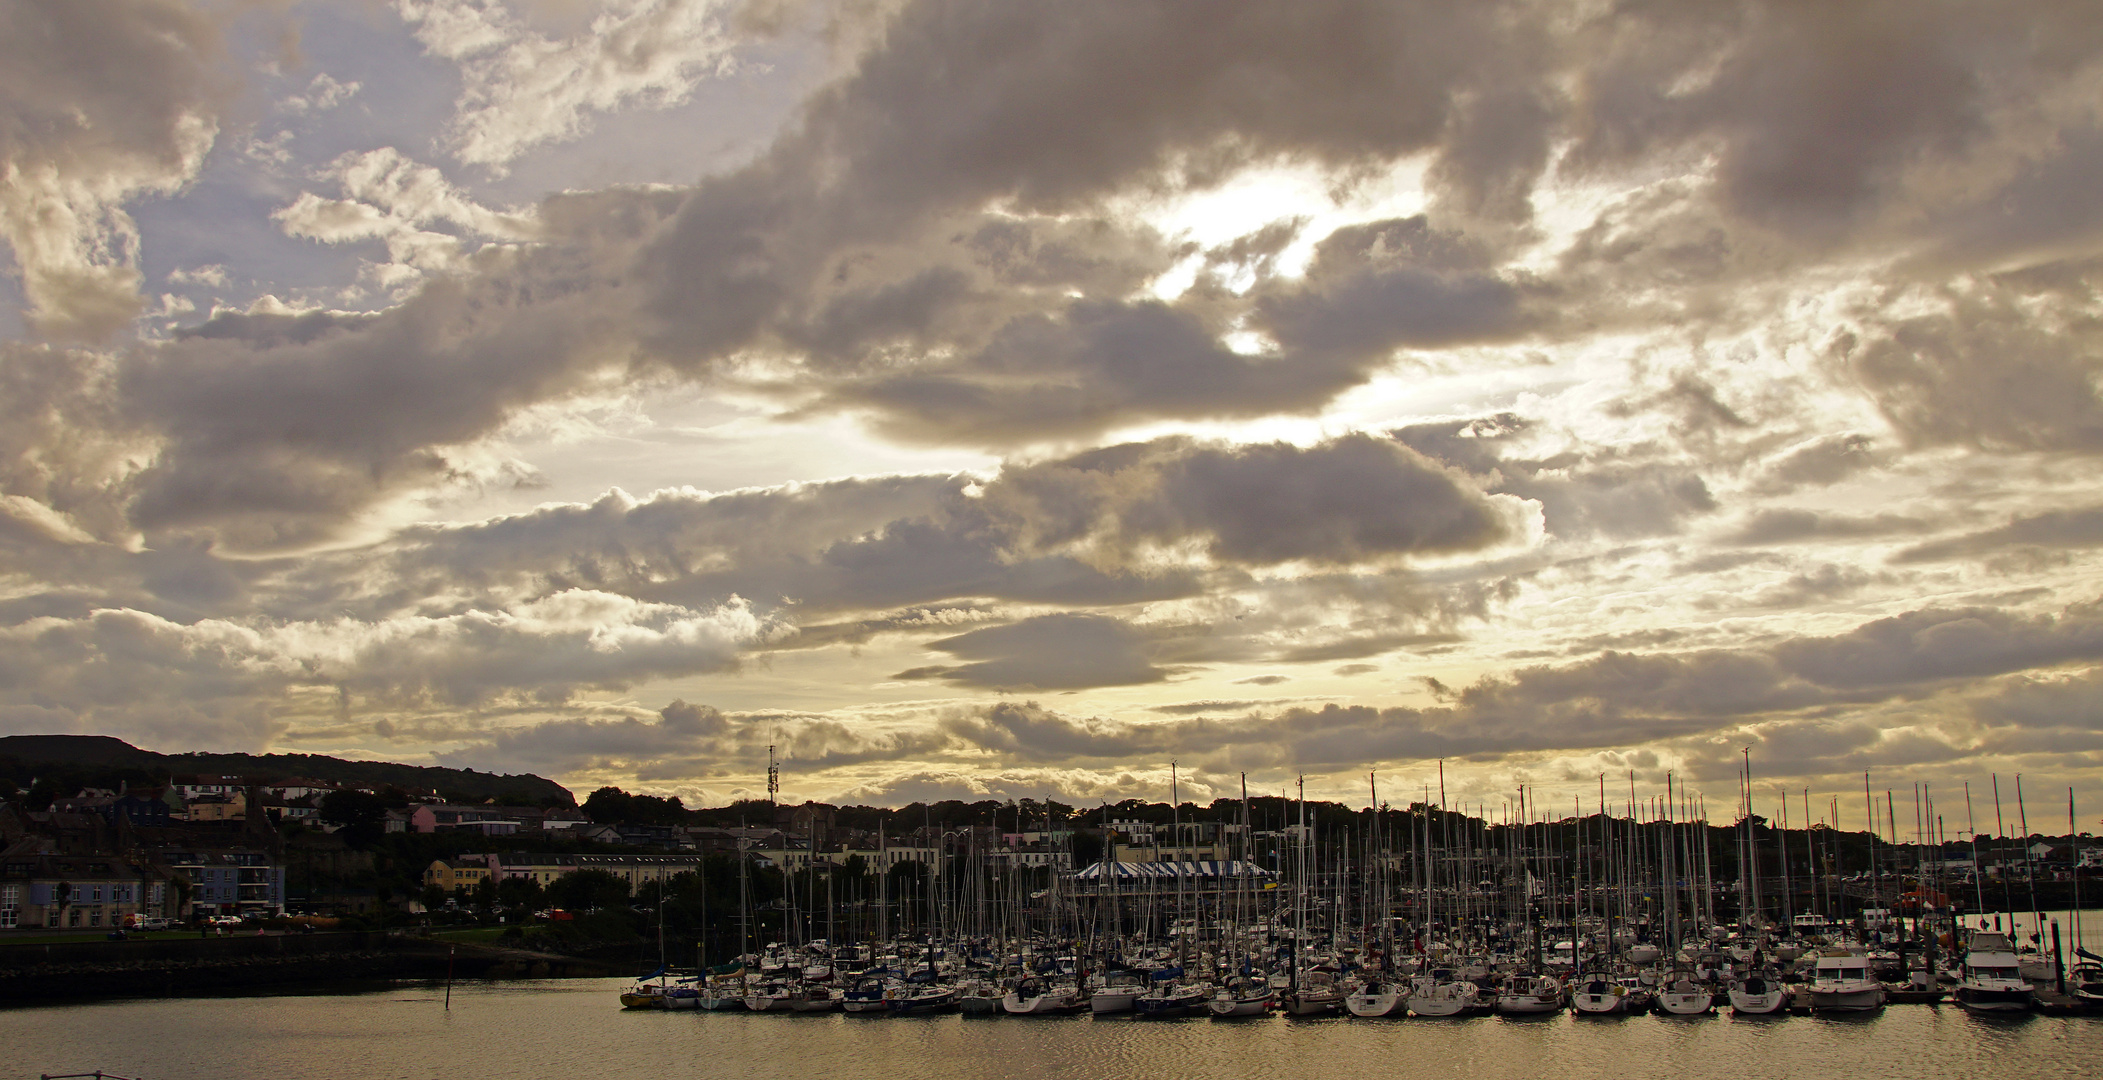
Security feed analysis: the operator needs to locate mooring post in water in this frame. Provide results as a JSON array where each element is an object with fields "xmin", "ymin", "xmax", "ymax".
[
  {"xmin": 2051, "ymin": 920, "xmax": 2064, "ymax": 995},
  {"xmin": 446, "ymin": 944, "xmax": 455, "ymax": 1010}
]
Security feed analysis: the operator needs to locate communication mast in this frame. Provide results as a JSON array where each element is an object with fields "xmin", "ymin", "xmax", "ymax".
[{"xmin": 766, "ymin": 744, "xmax": 780, "ymax": 804}]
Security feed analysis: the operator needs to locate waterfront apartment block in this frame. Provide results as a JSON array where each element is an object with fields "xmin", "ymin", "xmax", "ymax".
[{"xmin": 0, "ymin": 852, "xmax": 179, "ymax": 929}]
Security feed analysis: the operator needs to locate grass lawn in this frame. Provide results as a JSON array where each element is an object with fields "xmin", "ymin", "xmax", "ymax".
[
  {"xmin": 0, "ymin": 929, "xmax": 215, "ymax": 946},
  {"xmin": 428, "ymin": 926, "xmax": 509, "ymax": 944}
]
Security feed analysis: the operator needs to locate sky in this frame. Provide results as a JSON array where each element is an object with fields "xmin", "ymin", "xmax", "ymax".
[{"xmin": 4, "ymin": 0, "xmax": 2103, "ymax": 830}]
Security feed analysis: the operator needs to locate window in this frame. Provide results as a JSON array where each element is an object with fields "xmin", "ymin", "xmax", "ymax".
[{"xmin": 90, "ymin": 886, "xmax": 102, "ymax": 903}]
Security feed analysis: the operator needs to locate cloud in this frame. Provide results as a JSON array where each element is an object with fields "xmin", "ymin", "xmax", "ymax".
[
  {"xmin": 1395, "ymin": 415, "xmax": 1716, "ymax": 541},
  {"xmin": 1252, "ymin": 216, "xmax": 1537, "ymax": 361},
  {"xmin": 993, "ymin": 432, "xmax": 1514, "ymax": 568},
  {"xmin": 400, "ymin": 0, "xmax": 751, "ymax": 171},
  {"xmin": 1750, "ymin": 434, "xmax": 1879, "ymax": 493},
  {"xmin": 0, "ymin": 590, "xmax": 768, "ymax": 750},
  {"xmin": 273, "ymin": 147, "xmax": 537, "ymax": 293},
  {"xmin": 901, "ymin": 613, "xmax": 1179, "ymax": 691},
  {"xmin": 1896, "ymin": 505, "xmax": 2103, "ymax": 563},
  {"xmin": 0, "ymin": 0, "xmax": 230, "ymax": 337},
  {"xmin": 436, "ymin": 697, "xmax": 949, "ymax": 782},
  {"xmin": 1842, "ymin": 277, "xmax": 2103, "ymax": 453},
  {"xmin": 1729, "ymin": 508, "xmax": 1927, "ymax": 545}
]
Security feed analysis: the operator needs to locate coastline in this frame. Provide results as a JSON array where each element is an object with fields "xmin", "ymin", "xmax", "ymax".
[{"xmin": 0, "ymin": 930, "xmax": 621, "ymax": 1006}]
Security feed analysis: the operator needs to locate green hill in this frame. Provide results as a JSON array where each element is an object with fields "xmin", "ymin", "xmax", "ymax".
[{"xmin": 0, "ymin": 735, "xmax": 573, "ymax": 806}]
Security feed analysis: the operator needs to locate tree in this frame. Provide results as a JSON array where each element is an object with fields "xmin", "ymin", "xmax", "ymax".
[
  {"xmin": 583, "ymin": 785, "xmax": 687, "ymax": 826},
  {"xmin": 545, "ymin": 868, "xmax": 631, "ymax": 912},
  {"xmin": 497, "ymin": 875, "xmax": 544, "ymax": 915},
  {"xmin": 319, "ymin": 788, "xmax": 405, "ymax": 848}
]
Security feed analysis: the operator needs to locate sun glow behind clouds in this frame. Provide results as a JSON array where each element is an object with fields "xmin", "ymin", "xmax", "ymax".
[{"xmin": 1137, "ymin": 159, "xmax": 1432, "ymax": 299}]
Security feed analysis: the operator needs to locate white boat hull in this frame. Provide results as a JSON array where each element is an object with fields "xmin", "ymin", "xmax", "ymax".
[
  {"xmin": 1807, "ymin": 987, "xmax": 1884, "ymax": 1012},
  {"xmin": 1345, "ymin": 990, "xmax": 1406, "ymax": 1018},
  {"xmin": 1207, "ymin": 994, "xmax": 1272, "ymax": 1018}
]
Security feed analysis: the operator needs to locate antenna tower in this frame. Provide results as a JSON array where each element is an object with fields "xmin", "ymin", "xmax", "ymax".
[{"xmin": 766, "ymin": 744, "xmax": 780, "ymax": 803}]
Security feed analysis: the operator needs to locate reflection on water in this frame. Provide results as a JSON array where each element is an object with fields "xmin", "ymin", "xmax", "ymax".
[{"xmin": 6, "ymin": 978, "xmax": 2096, "ymax": 1080}]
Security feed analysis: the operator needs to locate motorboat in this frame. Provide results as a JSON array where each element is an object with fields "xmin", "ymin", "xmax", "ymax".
[
  {"xmin": 1953, "ymin": 932, "xmax": 2034, "ymax": 1013},
  {"xmin": 2067, "ymin": 958, "xmax": 2103, "ymax": 1009},
  {"xmin": 1807, "ymin": 948, "xmax": 1885, "ymax": 1013}
]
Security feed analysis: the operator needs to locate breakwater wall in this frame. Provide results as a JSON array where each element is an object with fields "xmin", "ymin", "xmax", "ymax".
[{"xmin": 0, "ymin": 931, "xmax": 618, "ymax": 1004}]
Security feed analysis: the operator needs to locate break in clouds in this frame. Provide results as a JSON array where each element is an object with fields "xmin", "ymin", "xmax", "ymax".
[{"xmin": 3, "ymin": 0, "xmax": 2103, "ymax": 813}]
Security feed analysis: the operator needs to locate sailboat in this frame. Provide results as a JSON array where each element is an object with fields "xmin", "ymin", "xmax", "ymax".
[
  {"xmin": 1726, "ymin": 965, "xmax": 1789, "ymax": 1015},
  {"xmin": 1494, "ymin": 971, "xmax": 1566, "ymax": 1015},
  {"xmin": 1567, "ymin": 971, "xmax": 1632, "ymax": 1015},
  {"xmin": 1346, "ymin": 773, "xmax": 1408, "ymax": 1018},
  {"xmin": 1209, "ymin": 775, "xmax": 1275, "ymax": 1019}
]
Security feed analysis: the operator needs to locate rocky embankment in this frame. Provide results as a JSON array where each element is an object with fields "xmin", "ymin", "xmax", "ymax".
[{"xmin": 0, "ymin": 931, "xmax": 619, "ymax": 1004}]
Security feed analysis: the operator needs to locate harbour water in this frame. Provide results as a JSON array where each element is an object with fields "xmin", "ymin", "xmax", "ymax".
[
  {"xmin": 8, "ymin": 974, "xmax": 2098, "ymax": 1080},
  {"xmin": 10, "ymin": 907, "xmax": 2099, "ymax": 1079}
]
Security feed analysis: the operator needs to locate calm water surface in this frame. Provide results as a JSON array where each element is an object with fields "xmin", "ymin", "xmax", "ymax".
[{"xmin": 8, "ymin": 977, "xmax": 2098, "ymax": 1080}]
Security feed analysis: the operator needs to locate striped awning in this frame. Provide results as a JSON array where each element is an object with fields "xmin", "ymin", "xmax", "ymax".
[{"xmin": 1070, "ymin": 859, "xmax": 1277, "ymax": 880}]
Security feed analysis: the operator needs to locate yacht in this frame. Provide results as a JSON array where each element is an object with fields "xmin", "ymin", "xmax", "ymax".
[
  {"xmin": 1568, "ymin": 971, "xmax": 1631, "ymax": 1015},
  {"xmin": 1495, "ymin": 972, "xmax": 1565, "ymax": 1015},
  {"xmin": 1807, "ymin": 948, "xmax": 1885, "ymax": 1013},
  {"xmin": 1002, "ymin": 974, "xmax": 1088, "ymax": 1015},
  {"xmin": 1345, "ymin": 975, "xmax": 1409, "ymax": 1018},
  {"xmin": 1088, "ymin": 970, "xmax": 1146, "ymax": 1015},
  {"xmin": 1727, "ymin": 967, "xmax": 1789, "ymax": 1015},
  {"xmin": 1952, "ymin": 932, "xmax": 2034, "ymax": 1013}
]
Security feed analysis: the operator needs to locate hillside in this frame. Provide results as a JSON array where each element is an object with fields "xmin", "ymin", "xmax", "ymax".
[{"xmin": 0, "ymin": 735, "xmax": 573, "ymax": 806}]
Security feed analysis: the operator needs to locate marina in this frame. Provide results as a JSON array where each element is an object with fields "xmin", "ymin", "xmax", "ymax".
[{"xmin": 8, "ymin": 975, "xmax": 2098, "ymax": 1080}]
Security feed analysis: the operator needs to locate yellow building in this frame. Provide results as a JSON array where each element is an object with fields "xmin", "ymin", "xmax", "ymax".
[{"xmin": 423, "ymin": 859, "xmax": 493, "ymax": 892}]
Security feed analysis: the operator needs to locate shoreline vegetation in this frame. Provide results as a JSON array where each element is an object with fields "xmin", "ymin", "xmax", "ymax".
[{"xmin": 0, "ymin": 928, "xmax": 622, "ymax": 1006}]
